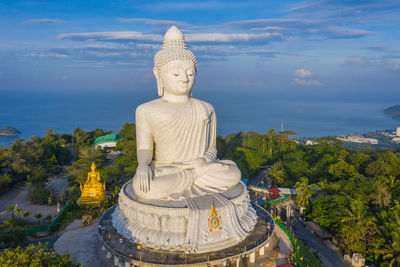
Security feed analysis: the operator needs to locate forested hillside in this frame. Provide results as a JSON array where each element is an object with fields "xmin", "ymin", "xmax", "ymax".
[{"xmin": 1, "ymin": 127, "xmax": 399, "ymax": 266}]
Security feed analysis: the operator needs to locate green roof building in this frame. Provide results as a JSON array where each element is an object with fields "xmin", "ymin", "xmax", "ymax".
[{"xmin": 94, "ymin": 134, "xmax": 122, "ymax": 149}]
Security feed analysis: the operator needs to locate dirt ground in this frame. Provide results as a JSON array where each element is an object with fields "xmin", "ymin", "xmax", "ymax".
[
  {"xmin": 0, "ymin": 174, "xmax": 69, "ymax": 224},
  {"xmin": 0, "ymin": 184, "xmax": 57, "ymax": 224},
  {"xmin": 54, "ymin": 219, "xmax": 104, "ymax": 267}
]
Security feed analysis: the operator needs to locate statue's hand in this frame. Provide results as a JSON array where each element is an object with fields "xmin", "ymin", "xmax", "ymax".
[{"xmin": 135, "ymin": 164, "xmax": 153, "ymax": 193}]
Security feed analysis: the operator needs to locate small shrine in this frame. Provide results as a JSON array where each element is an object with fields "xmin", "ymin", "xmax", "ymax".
[
  {"xmin": 79, "ymin": 162, "xmax": 106, "ymax": 206},
  {"xmin": 268, "ymin": 187, "xmax": 281, "ymax": 199}
]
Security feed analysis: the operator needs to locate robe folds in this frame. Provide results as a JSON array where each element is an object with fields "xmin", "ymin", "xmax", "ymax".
[{"xmin": 134, "ymin": 98, "xmax": 241, "ymax": 199}]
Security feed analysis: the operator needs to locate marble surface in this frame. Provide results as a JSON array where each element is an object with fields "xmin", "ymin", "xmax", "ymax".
[
  {"xmin": 111, "ymin": 25, "xmax": 258, "ymax": 253},
  {"xmin": 112, "ymin": 181, "xmax": 257, "ymax": 252},
  {"xmin": 132, "ymin": 26, "xmax": 241, "ymax": 200}
]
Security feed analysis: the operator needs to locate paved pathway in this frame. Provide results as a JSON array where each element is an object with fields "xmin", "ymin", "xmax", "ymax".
[
  {"xmin": 274, "ymin": 225, "xmax": 292, "ymax": 266},
  {"xmin": 54, "ymin": 219, "xmax": 104, "ymax": 267},
  {"xmin": 293, "ymin": 221, "xmax": 349, "ymax": 267}
]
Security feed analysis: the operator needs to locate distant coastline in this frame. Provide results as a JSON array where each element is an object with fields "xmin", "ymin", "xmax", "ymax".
[
  {"xmin": 0, "ymin": 126, "xmax": 21, "ymax": 136},
  {"xmin": 384, "ymin": 105, "xmax": 400, "ymax": 119}
]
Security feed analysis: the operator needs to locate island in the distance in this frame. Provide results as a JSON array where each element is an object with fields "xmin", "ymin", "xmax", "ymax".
[
  {"xmin": 0, "ymin": 126, "xmax": 21, "ymax": 136},
  {"xmin": 384, "ymin": 105, "xmax": 400, "ymax": 119}
]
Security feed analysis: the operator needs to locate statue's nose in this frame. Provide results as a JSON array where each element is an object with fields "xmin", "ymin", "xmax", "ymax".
[{"xmin": 179, "ymin": 71, "xmax": 189, "ymax": 82}]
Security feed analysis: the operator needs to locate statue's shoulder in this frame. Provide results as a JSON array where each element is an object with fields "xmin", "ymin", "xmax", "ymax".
[
  {"xmin": 191, "ymin": 98, "xmax": 215, "ymax": 112},
  {"xmin": 135, "ymin": 99, "xmax": 164, "ymax": 114}
]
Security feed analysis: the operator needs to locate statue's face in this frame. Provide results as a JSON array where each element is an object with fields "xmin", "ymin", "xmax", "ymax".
[{"xmin": 159, "ymin": 60, "xmax": 195, "ymax": 96}]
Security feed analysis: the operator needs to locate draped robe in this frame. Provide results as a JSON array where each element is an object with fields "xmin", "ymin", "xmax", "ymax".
[{"xmin": 133, "ymin": 98, "xmax": 241, "ymax": 199}]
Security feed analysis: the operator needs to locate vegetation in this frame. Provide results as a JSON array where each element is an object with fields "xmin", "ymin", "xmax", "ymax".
[
  {"xmin": 384, "ymin": 104, "xmax": 400, "ymax": 119},
  {"xmin": 0, "ymin": 130, "xmax": 72, "ymax": 195},
  {"xmin": 0, "ymin": 126, "xmax": 21, "ymax": 136},
  {"xmin": 1, "ymin": 123, "xmax": 399, "ymax": 266},
  {"xmin": 296, "ymin": 239, "xmax": 323, "ymax": 267},
  {"xmin": 218, "ymin": 130, "xmax": 400, "ymax": 266},
  {"xmin": 0, "ymin": 242, "xmax": 81, "ymax": 267}
]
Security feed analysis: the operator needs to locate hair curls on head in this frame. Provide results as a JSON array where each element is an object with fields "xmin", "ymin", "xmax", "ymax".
[{"xmin": 154, "ymin": 26, "xmax": 198, "ymax": 73}]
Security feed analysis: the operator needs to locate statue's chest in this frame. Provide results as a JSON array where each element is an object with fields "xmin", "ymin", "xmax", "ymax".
[{"xmin": 150, "ymin": 102, "xmax": 212, "ymax": 132}]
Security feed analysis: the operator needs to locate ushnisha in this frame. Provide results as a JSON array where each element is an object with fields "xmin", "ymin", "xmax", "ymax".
[{"xmin": 133, "ymin": 26, "xmax": 241, "ymax": 200}]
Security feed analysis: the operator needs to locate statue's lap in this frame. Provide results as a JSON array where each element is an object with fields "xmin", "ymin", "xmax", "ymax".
[{"xmin": 133, "ymin": 159, "xmax": 241, "ymax": 200}]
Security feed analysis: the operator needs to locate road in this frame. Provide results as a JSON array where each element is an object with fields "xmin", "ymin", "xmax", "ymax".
[
  {"xmin": 250, "ymin": 168, "xmax": 349, "ymax": 266},
  {"xmin": 249, "ymin": 168, "xmax": 271, "ymax": 188},
  {"xmin": 293, "ymin": 221, "xmax": 350, "ymax": 267}
]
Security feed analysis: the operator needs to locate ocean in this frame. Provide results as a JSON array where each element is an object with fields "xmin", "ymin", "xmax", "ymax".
[{"xmin": 1, "ymin": 90, "xmax": 399, "ymax": 147}]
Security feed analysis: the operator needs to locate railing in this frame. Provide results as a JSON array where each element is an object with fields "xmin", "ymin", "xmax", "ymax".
[
  {"xmin": 274, "ymin": 218, "xmax": 303, "ymax": 267},
  {"xmin": 268, "ymin": 194, "xmax": 289, "ymax": 206},
  {"xmin": 97, "ymin": 205, "xmax": 278, "ymax": 266}
]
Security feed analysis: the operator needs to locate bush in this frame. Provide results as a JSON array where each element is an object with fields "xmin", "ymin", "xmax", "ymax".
[
  {"xmin": 0, "ymin": 230, "xmax": 27, "ymax": 248},
  {"xmin": 30, "ymin": 185, "xmax": 52, "ymax": 205},
  {"xmin": 0, "ymin": 242, "xmax": 81, "ymax": 266}
]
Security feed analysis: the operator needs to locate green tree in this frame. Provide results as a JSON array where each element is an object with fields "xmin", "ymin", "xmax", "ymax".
[
  {"xmin": 14, "ymin": 207, "xmax": 22, "ymax": 218},
  {"xmin": 22, "ymin": 211, "xmax": 29, "ymax": 220},
  {"xmin": 7, "ymin": 205, "xmax": 15, "ymax": 219},
  {"xmin": 267, "ymin": 161, "xmax": 286, "ymax": 187},
  {"xmin": 34, "ymin": 213, "xmax": 42, "ymax": 225},
  {"xmin": 328, "ymin": 159, "xmax": 357, "ymax": 180},
  {"xmin": 45, "ymin": 214, "xmax": 52, "ymax": 225},
  {"xmin": 68, "ymin": 146, "xmax": 106, "ymax": 184},
  {"xmin": 340, "ymin": 198, "xmax": 379, "ymax": 257},
  {"xmin": 294, "ymin": 177, "xmax": 317, "ymax": 208},
  {"xmin": 0, "ymin": 242, "xmax": 81, "ymax": 266}
]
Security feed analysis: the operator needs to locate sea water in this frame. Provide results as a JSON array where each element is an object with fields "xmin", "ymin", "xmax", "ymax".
[{"xmin": 1, "ymin": 90, "xmax": 399, "ymax": 147}]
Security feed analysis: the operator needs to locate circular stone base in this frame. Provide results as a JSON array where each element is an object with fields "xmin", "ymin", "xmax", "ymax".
[
  {"xmin": 111, "ymin": 181, "xmax": 258, "ymax": 253},
  {"xmin": 98, "ymin": 205, "xmax": 278, "ymax": 266}
]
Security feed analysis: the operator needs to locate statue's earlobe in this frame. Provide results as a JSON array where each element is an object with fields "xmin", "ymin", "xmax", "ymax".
[{"xmin": 153, "ymin": 67, "xmax": 163, "ymax": 96}]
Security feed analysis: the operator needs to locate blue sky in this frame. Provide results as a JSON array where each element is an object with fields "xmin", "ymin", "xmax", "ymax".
[{"xmin": 0, "ymin": 0, "xmax": 399, "ymax": 101}]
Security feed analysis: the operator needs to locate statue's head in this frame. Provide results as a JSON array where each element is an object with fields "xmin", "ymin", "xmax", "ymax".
[
  {"xmin": 90, "ymin": 162, "xmax": 96, "ymax": 172},
  {"xmin": 154, "ymin": 26, "xmax": 197, "ymax": 97}
]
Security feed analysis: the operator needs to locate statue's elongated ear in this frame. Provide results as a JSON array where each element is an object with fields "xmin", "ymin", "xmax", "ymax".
[{"xmin": 153, "ymin": 67, "xmax": 163, "ymax": 96}]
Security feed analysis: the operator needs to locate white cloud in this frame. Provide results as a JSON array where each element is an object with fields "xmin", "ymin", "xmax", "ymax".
[
  {"xmin": 292, "ymin": 68, "xmax": 322, "ymax": 86},
  {"xmin": 59, "ymin": 31, "xmax": 283, "ymax": 45},
  {"xmin": 23, "ymin": 19, "xmax": 64, "ymax": 24},
  {"xmin": 345, "ymin": 57, "xmax": 369, "ymax": 66},
  {"xmin": 59, "ymin": 31, "xmax": 163, "ymax": 42},
  {"xmin": 293, "ymin": 68, "xmax": 313, "ymax": 78},
  {"xmin": 384, "ymin": 59, "xmax": 399, "ymax": 71},
  {"xmin": 186, "ymin": 32, "xmax": 282, "ymax": 43},
  {"xmin": 117, "ymin": 18, "xmax": 189, "ymax": 28},
  {"xmin": 292, "ymin": 78, "xmax": 323, "ymax": 86}
]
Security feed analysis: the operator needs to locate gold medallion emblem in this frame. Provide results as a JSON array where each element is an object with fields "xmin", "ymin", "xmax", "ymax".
[{"xmin": 208, "ymin": 203, "xmax": 222, "ymax": 233}]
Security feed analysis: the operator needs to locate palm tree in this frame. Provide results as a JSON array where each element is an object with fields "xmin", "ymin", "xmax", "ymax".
[
  {"xmin": 34, "ymin": 213, "xmax": 42, "ymax": 225},
  {"xmin": 294, "ymin": 177, "xmax": 317, "ymax": 208},
  {"xmin": 14, "ymin": 207, "xmax": 22, "ymax": 218},
  {"xmin": 45, "ymin": 214, "xmax": 52, "ymax": 225},
  {"xmin": 22, "ymin": 211, "xmax": 30, "ymax": 220},
  {"xmin": 341, "ymin": 198, "xmax": 378, "ymax": 253},
  {"xmin": 377, "ymin": 200, "xmax": 400, "ymax": 267},
  {"xmin": 78, "ymin": 146, "xmax": 105, "ymax": 167},
  {"xmin": 377, "ymin": 231, "xmax": 400, "ymax": 267},
  {"xmin": 267, "ymin": 161, "xmax": 286, "ymax": 187},
  {"xmin": 317, "ymin": 179, "xmax": 329, "ymax": 196},
  {"xmin": 7, "ymin": 205, "xmax": 15, "ymax": 219}
]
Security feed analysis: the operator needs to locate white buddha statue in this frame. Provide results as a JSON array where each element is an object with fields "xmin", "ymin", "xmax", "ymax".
[
  {"xmin": 133, "ymin": 26, "xmax": 241, "ymax": 200},
  {"xmin": 112, "ymin": 26, "xmax": 257, "ymax": 252}
]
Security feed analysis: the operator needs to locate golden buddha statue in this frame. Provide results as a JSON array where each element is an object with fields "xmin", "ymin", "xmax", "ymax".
[{"xmin": 80, "ymin": 162, "xmax": 106, "ymax": 206}]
